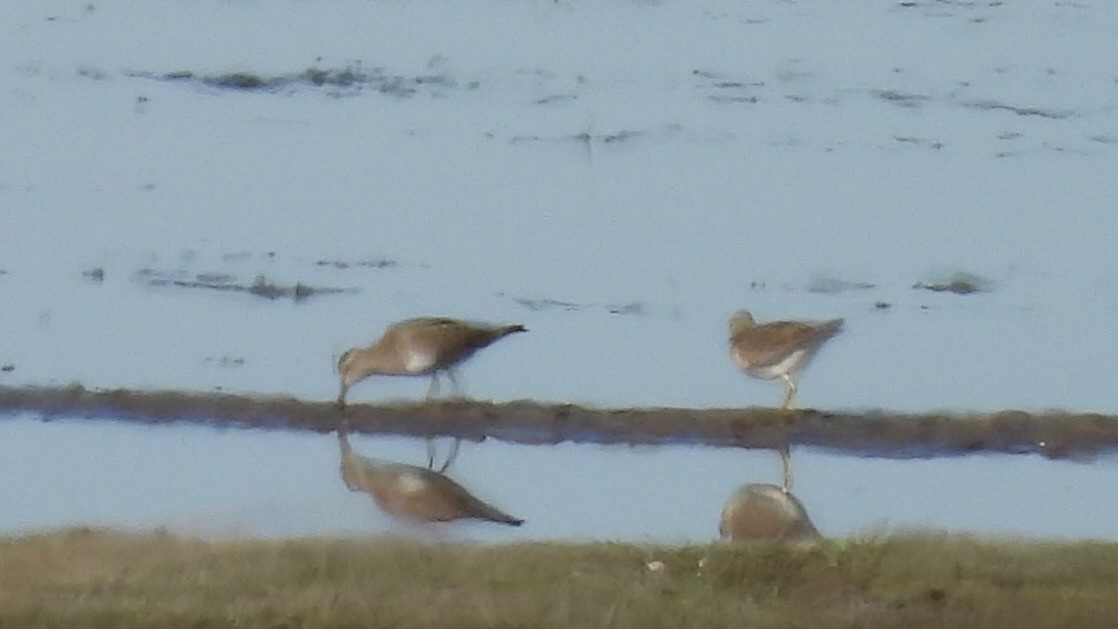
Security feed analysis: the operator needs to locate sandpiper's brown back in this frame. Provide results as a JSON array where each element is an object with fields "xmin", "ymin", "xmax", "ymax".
[
  {"xmin": 391, "ymin": 317, "xmax": 528, "ymax": 370},
  {"xmin": 730, "ymin": 310, "xmax": 843, "ymax": 369}
]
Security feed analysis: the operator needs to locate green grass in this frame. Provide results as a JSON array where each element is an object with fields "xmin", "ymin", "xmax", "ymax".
[{"xmin": 1, "ymin": 528, "xmax": 1117, "ymax": 628}]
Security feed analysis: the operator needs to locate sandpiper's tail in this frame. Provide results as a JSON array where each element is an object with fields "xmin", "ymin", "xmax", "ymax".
[
  {"xmin": 818, "ymin": 318, "xmax": 843, "ymax": 339},
  {"xmin": 498, "ymin": 324, "xmax": 528, "ymax": 337},
  {"xmin": 473, "ymin": 500, "xmax": 525, "ymax": 526}
]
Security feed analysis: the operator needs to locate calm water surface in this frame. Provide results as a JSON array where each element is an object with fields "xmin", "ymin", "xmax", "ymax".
[{"xmin": 1, "ymin": 414, "xmax": 1114, "ymax": 542}]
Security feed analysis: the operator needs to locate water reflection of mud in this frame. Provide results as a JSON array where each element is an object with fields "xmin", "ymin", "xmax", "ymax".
[
  {"xmin": 337, "ymin": 424, "xmax": 522, "ymax": 527},
  {"xmin": 1, "ymin": 384, "xmax": 1116, "ymax": 459}
]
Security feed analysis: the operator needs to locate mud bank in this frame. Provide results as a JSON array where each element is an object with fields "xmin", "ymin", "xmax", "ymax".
[{"xmin": 0, "ymin": 385, "xmax": 1115, "ymax": 459}]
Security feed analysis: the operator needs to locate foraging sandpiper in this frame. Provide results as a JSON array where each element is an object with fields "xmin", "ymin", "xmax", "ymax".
[{"xmin": 336, "ymin": 316, "xmax": 527, "ymax": 469}]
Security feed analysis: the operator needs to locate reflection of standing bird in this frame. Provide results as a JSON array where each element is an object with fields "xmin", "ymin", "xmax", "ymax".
[
  {"xmin": 728, "ymin": 310, "xmax": 843, "ymax": 411},
  {"xmin": 336, "ymin": 316, "xmax": 527, "ymax": 470},
  {"xmin": 337, "ymin": 427, "xmax": 523, "ymax": 526},
  {"xmin": 719, "ymin": 483, "xmax": 819, "ymax": 546}
]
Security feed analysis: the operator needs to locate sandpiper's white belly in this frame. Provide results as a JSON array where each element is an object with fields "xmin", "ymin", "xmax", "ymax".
[
  {"xmin": 403, "ymin": 347, "xmax": 438, "ymax": 374},
  {"xmin": 394, "ymin": 471, "xmax": 430, "ymax": 495},
  {"xmin": 739, "ymin": 349, "xmax": 808, "ymax": 380}
]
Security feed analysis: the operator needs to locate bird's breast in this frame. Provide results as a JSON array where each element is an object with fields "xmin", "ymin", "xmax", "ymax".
[{"xmin": 730, "ymin": 345, "xmax": 753, "ymax": 370}]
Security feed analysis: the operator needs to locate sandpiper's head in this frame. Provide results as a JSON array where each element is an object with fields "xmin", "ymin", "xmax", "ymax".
[
  {"xmin": 729, "ymin": 310, "xmax": 756, "ymax": 337},
  {"xmin": 337, "ymin": 348, "xmax": 356, "ymax": 376},
  {"xmin": 336, "ymin": 348, "xmax": 362, "ymax": 408}
]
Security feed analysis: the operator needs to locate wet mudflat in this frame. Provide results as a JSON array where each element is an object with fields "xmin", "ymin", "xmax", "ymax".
[{"xmin": 2, "ymin": 384, "xmax": 1115, "ymax": 460}]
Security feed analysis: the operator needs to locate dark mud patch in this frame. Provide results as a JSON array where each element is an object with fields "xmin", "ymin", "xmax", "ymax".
[
  {"xmin": 895, "ymin": 0, "xmax": 1004, "ymax": 18},
  {"xmin": 892, "ymin": 136, "xmax": 945, "ymax": 150},
  {"xmin": 135, "ymin": 269, "xmax": 352, "ymax": 302},
  {"xmin": 598, "ymin": 130, "xmax": 642, "ymax": 144},
  {"xmin": 874, "ymin": 89, "xmax": 931, "ymax": 109},
  {"xmin": 806, "ymin": 277, "xmax": 876, "ymax": 294},
  {"xmin": 203, "ymin": 356, "xmax": 245, "ymax": 369},
  {"xmin": 534, "ymin": 93, "xmax": 577, "ymax": 105},
  {"xmin": 507, "ymin": 295, "xmax": 648, "ymax": 316},
  {"xmin": 513, "ymin": 296, "xmax": 584, "ymax": 312},
  {"xmin": 692, "ymin": 69, "xmax": 764, "ymax": 104},
  {"xmin": 606, "ymin": 302, "xmax": 646, "ymax": 316},
  {"xmin": 508, "ymin": 125, "xmax": 662, "ymax": 147},
  {"xmin": 132, "ymin": 63, "xmax": 461, "ymax": 98},
  {"xmin": 314, "ymin": 258, "xmax": 397, "ymax": 270},
  {"xmin": 914, "ymin": 271, "xmax": 992, "ymax": 295},
  {"xmin": 1, "ymin": 385, "xmax": 1115, "ymax": 460},
  {"xmin": 963, "ymin": 100, "xmax": 1076, "ymax": 120}
]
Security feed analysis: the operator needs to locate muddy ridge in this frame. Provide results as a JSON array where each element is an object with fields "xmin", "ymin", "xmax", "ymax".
[{"xmin": 0, "ymin": 384, "xmax": 1115, "ymax": 460}]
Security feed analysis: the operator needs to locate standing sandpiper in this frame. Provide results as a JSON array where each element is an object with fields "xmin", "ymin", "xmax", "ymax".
[
  {"xmin": 728, "ymin": 310, "xmax": 843, "ymax": 411},
  {"xmin": 729, "ymin": 310, "xmax": 842, "ymax": 493},
  {"xmin": 336, "ymin": 316, "xmax": 527, "ymax": 470}
]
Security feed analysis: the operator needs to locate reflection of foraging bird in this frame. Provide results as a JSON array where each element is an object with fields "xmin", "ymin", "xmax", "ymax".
[
  {"xmin": 337, "ymin": 426, "xmax": 524, "ymax": 527},
  {"xmin": 336, "ymin": 316, "xmax": 527, "ymax": 470},
  {"xmin": 728, "ymin": 310, "xmax": 843, "ymax": 411}
]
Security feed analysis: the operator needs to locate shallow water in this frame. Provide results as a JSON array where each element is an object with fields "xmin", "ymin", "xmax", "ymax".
[
  {"xmin": 3, "ymin": 0, "xmax": 1118, "ymax": 540},
  {"xmin": 2, "ymin": 414, "xmax": 1114, "ymax": 542}
]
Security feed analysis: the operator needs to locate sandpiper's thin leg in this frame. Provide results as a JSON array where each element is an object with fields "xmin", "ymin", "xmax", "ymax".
[
  {"xmin": 781, "ymin": 374, "xmax": 798, "ymax": 410},
  {"xmin": 445, "ymin": 368, "xmax": 463, "ymax": 397},
  {"xmin": 438, "ymin": 438, "xmax": 462, "ymax": 473},
  {"xmin": 422, "ymin": 370, "xmax": 451, "ymax": 468},
  {"xmin": 780, "ymin": 445, "xmax": 794, "ymax": 493},
  {"xmin": 426, "ymin": 438, "xmax": 437, "ymax": 469}
]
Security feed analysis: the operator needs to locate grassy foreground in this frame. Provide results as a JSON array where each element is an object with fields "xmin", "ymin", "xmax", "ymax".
[{"xmin": 2, "ymin": 529, "xmax": 1117, "ymax": 628}]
